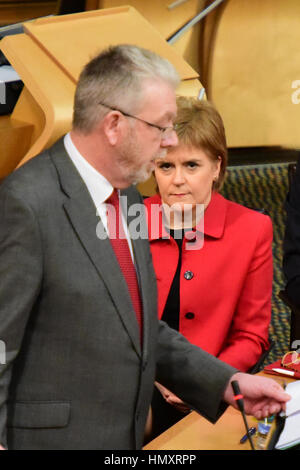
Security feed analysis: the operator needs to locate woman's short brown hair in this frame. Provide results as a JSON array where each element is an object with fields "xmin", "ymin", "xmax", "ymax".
[{"xmin": 174, "ymin": 96, "xmax": 228, "ymax": 190}]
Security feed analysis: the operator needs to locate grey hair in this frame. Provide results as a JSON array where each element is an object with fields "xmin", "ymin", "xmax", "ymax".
[{"xmin": 72, "ymin": 44, "xmax": 180, "ymax": 133}]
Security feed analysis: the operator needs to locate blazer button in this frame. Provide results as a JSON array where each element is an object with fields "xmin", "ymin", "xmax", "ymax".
[
  {"xmin": 185, "ymin": 312, "xmax": 195, "ymax": 320},
  {"xmin": 184, "ymin": 270, "xmax": 194, "ymax": 280}
]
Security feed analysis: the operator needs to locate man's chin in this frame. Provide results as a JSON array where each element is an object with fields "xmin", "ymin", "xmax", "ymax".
[
  {"xmin": 132, "ymin": 173, "xmax": 152, "ymax": 185},
  {"xmin": 129, "ymin": 168, "xmax": 153, "ymax": 186}
]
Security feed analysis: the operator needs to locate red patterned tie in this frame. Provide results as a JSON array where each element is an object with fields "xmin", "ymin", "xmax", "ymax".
[{"xmin": 106, "ymin": 189, "xmax": 143, "ymax": 340}]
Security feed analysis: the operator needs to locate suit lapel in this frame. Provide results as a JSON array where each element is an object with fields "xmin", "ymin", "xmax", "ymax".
[{"xmin": 48, "ymin": 140, "xmax": 141, "ymax": 358}]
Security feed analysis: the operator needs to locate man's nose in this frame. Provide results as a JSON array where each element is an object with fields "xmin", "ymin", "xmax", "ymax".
[{"xmin": 161, "ymin": 129, "xmax": 178, "ymax": 148}]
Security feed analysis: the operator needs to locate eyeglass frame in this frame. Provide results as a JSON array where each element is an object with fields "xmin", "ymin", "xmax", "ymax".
[
  {"xmin": 98, "ymin": 101, "xmax": 177, "ymax": 137},
  {"xmin": 281, "ymin": 350, "xmax": 300, "ymax": 368}
]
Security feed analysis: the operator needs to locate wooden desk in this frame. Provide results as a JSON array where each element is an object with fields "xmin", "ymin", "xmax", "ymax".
[
  {"xmin": 145, "ymin": 407, "xmax": 255, "ymax": 451},
  {"xmin": 144, "ymin": 373, "xmax": 294, "ymax": 451}
]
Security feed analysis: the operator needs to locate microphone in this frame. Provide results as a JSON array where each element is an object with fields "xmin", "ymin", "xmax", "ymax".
[{"xmin": 231, "ymin": 380, "xmax": 256, "ymax": 450}]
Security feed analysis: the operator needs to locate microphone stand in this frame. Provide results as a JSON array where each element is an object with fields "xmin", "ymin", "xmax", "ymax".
[{"xmin": 231, "ymin": 380, "xmax": 256, "ymax": 450}]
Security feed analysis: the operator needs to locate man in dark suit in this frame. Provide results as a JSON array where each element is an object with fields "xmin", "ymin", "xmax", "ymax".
[{"xmin": 0, "ymin": 45, "xmax": 289, "ymax": 450}]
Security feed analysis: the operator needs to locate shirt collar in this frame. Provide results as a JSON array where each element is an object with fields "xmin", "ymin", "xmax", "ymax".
[{"xmin": 64, "ymin": 132, "xmax": 113, "ymax": 203}]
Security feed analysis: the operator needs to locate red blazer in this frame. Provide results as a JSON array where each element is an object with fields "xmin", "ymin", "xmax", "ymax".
[{"xmin": 144, "ymin": 192, "xmax": 273, "ymax": 371}]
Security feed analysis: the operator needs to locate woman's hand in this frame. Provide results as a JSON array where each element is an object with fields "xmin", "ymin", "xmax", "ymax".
[{"xmin": 155, "ymin": 382, "xmax": 191, "ymax": 413}]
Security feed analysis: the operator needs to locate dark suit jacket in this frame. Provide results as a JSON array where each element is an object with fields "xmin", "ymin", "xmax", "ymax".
[{"xmin": 0, "ymin": 138, "xmax": 236, "ymax": 449}]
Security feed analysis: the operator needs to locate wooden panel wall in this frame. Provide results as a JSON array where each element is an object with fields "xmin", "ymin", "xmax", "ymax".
[
  {"xmin": 85, "ymin": 0, "xmax": 206, "ymax": 75},
  {"xmin": 0, "ymin": 0, "xmax": 59, "ymax": 26}
]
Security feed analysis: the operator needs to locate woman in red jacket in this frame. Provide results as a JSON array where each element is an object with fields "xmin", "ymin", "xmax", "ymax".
[{"xmin": 145, "ymin": 97, "xmax": 273, "ymax": 436}]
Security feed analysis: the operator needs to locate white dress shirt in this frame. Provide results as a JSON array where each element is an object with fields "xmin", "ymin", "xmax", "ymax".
[{"xmin": 64, "ymin": 133, "xmax": 134, "ymax": 259}]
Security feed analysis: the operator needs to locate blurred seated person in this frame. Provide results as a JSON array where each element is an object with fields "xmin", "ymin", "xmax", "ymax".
[
  {"xmin": 283, "ymin": 158, "xmax": 300, "ymax": 308},
  {"xmin": 144, "ymin": 97, "xmax": 273, "ymax": 436}
]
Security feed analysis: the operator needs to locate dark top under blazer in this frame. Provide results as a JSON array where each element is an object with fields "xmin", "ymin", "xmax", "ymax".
[{"xmin": 0, "ymin": 138, "xmax": 236, "ymax": 450}]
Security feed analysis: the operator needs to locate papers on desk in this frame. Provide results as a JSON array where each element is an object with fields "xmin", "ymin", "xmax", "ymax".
[{"xmin": 275, "ymin": 381, "xmax": 300, "ymax": 449}]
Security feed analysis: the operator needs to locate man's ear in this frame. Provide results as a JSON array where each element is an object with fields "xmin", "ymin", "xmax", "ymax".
[{"xmin": 102, "ymin": 111, "xmax": 123, "ymax": 146}]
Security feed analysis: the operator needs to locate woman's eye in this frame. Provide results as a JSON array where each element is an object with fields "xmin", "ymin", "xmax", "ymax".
[
  {"xmin": 158, "ymin": 163, "xmax": 171, "ymax": 170},
  {"xmin": 186, "ymin": 162, "xmax": 198, "ymax": 169}
]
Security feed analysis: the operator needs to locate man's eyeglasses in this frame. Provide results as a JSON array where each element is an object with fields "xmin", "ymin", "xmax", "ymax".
[{"xmin": 99, "ymin": 101, "xmax": 177, "ymax": 138}]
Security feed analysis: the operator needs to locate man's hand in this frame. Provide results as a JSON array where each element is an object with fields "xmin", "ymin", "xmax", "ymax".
[{"xmin": 223, "ymin": 372, "xmax": 291, "ymax": 419}]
